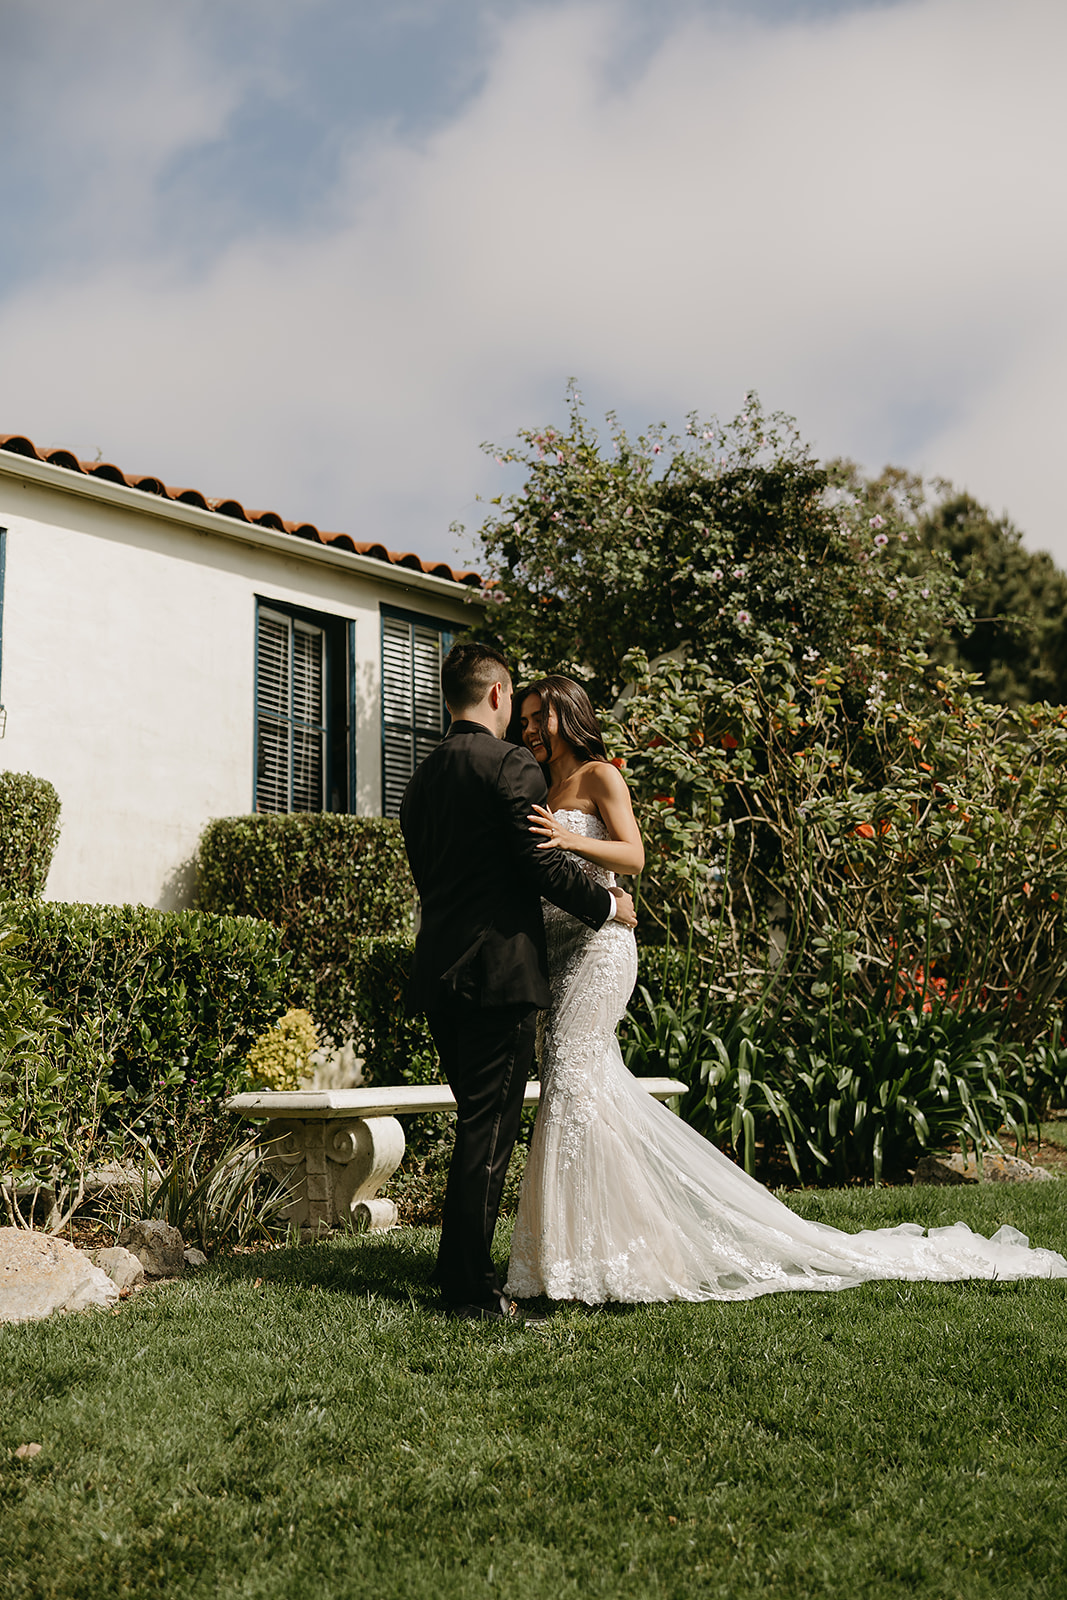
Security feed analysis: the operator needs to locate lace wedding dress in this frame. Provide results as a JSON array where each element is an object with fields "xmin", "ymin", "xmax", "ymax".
[{"xmin": 505, "ymin": 810, "xmax": 1067, "ymax": 1304}]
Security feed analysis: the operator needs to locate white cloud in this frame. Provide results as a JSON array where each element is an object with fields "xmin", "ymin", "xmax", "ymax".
[{"xmin": 0, "ymin": 0, "xmax": 1064, "ymax": 567}]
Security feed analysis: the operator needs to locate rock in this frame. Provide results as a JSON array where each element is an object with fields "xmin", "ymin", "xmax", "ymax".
[
  {"xmin": 83, "ymin": 1162, "xmax": 143, "ymax": 1200},
  {"xmin": 914, "ymin": 1151, "xmax": 1056, "ymax": 1185},
  {"xmin": 87, "ymin": 1246, "xmax": 146, "ymax": 1291},
  {"xmin": 116, "ymin": 1219, "xmax": 186, "ymax": 1278},
  {"xmin": 183, "ymin": 1247, "xmax": 209, "ymax": 1270},
  {"xmin": 0, "ymin": 1229, "xmax": 119, "ymax": 1323}
]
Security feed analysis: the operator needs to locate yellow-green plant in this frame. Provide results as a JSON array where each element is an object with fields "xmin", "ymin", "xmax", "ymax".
[{"xmin": 245, "ymin": 1008, "xmax": 319, "ymax": 1092}]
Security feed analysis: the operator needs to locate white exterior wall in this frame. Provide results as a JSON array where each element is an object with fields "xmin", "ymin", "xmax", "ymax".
[{"xmin": 0, "ymin": 460, "xmax": 476, "ymax": 909}]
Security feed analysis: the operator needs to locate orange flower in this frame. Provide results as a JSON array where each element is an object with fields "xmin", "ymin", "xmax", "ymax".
[
  {"xmin": 720, "ymin": 732, "xmax": 739, "ymax": 749},
  {"xmin": 854, "ymin": 823, "xmax": 876, "ymax": 839},
  {"xmin": 653, "ymin": 795, "xmax": 674, "ymax": 805},
  {"xmin": 609, "ymin": 756, "xmax": 626, "ymax": 769},
  {"xmin": 918, "ymin": 762, "xmax": 933, "ymax": 773}
]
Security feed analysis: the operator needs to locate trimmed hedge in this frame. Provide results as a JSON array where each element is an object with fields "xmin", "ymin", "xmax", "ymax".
[
  {"xmin": 0, "ymin": 771, "xmax": 61, "ymax": 898},
  {"xmin": 344, "ymin": 938, "xmax": 437, "ymax": 1086},
  {"xmin": 7, "ymin": 900, "xmax": 287, "ymax": 1153},
  {"xmin": 197, "ymin": 814, "xmax": 416, "ymax": 1043},
  {"xmin": 323, "ymin": 937, "xmax": 678, "ymax": 1093}
]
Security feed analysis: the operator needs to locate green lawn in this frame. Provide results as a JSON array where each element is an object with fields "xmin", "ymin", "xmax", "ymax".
[{"xmin": 3, "ymin": 1184, "xmax": 1066, "ymax": 1600}]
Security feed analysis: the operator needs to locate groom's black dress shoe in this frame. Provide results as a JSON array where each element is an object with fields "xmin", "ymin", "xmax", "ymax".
[{"xmin": 444, "ymin": 1293, "xmax": 520, "ymax": 1322}]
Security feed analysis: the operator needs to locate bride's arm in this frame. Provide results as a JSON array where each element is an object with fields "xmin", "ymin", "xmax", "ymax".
[{"xmin": 528, "ymin": 764, "xmax": 645, "ymax": 876}]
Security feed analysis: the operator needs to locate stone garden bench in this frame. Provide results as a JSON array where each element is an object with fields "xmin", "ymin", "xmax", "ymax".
[{"xmin": 225, "ymin": 1077, "xmax": 687, "ymax": 1234}]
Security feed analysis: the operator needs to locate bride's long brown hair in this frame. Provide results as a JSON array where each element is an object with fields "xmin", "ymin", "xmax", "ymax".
[{"xmin": 510, "ymin": 675, "xmax": 608, "ymax": 763}]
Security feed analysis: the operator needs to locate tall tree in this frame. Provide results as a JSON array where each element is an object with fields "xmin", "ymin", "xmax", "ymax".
[
  {"xmin": 828, "ymin": 461, "xmax": 1067, "ymax": 706},
  {"xmin": 472, "ymin": 389, "xmax": 962, "ymax": 705}
]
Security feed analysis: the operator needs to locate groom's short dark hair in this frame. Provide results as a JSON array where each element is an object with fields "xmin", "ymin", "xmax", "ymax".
[{"xmin": 442, "ymin": 642, "xmax": 511, "ymax": 712}]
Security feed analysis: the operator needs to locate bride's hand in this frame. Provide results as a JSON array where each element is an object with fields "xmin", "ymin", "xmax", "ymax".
[{"xmin": 528, "ymin": 804, "xmax": 576, "ymax": 852}]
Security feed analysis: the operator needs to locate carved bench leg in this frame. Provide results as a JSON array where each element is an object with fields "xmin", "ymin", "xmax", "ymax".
[
  {"xmin": 330, "ymin": 1118, "xmax": 406, "ymax": 1232},
  {"xmin": 262, "ymin": 1117, "xmax": 406, "ymax": 1233}
]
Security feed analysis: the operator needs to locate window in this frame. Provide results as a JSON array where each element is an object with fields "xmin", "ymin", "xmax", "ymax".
[
  {"xmin": 381, "ymin": 606, "xmax": 455, "ymax": 817},
  {"xmin": 254, "ymin": 601, "xmax": 353, "ymax": 814}
]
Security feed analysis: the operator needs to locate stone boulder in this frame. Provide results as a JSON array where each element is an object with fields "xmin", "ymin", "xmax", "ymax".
[
  {"xmin": 914, "ymin": 1151, "xmax": 1056, "ymax": 1185},
  {"xmin": 83, "ymin": 1162, "xmax": 143, "ymax": 1201},
  {"xmin": 116, "ymin": 1219, "xmax": 186, "ymax": 1277},
  {"xmin": 0, "ymin": 1229, "xmax": 119, "ymax": 1323},
  {"xmin": 87, "ymin": 1246, "xmax": 146, "ymax": 1291}
]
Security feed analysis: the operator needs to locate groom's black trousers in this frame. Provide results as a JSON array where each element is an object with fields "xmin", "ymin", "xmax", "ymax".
[{"xmin": 425, "ymin": 999, "xmax": 538, "ymax": 1310}]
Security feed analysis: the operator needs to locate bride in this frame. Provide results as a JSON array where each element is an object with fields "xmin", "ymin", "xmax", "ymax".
[{"xmin": 504, "ymin": 674, "xmax": 1067, "ymax": 1304}]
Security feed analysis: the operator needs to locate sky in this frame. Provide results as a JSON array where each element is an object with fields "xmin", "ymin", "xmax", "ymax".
[{"xmin": 1, "ymin": 0, "xmax": 1065, "ymax": 571}]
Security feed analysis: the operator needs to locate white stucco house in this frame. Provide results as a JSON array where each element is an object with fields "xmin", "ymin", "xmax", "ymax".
[{"xmin": 0, "ymin": 432, "xmax": 484, "ymax": 909}]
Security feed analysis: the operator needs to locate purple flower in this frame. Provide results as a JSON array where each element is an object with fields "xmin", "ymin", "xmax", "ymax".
[
  {"xmin": 869, "ymin": 514, "xmax": 886, "ymax": 530},
  {"xmin": 873, "ymin": 533, "xmax": 889, "ymax": 548},
  {"xmin": 732, "ymin": 566, "xmax": 746, "ymax": 579},
  {"xmin": 711, "ymin": 568, "xmax": 724, "ymax": 581},
  {"xmin": 737, "ymin": 610, "xmax": 752, "ymax": 626}
]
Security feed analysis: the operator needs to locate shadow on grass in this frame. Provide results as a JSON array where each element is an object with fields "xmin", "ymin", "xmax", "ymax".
[
  {"xmin": 208, "ymin": 1226, "xmax": 441, "ymax": 1307},
  {"xmin": 205, "ymin": 1224, "xmax": 638, "ymax": 1323}
]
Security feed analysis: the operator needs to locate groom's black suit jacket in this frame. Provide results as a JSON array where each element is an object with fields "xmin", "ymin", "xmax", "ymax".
[{"xmin": 400, "ymin": 721, "xmax": 613, "ymax": 1012}]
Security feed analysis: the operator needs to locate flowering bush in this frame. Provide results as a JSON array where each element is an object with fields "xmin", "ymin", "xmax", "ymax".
[
  {"xmin": 474, "ymin": 389, "xmax": 1067, "ymax": 1176},
  {"xmin": 245, "ymin": 1008, "xmax": 320, "ymax": 1092},
  {"xmin": 615, "ymin": 644, "xmax": 1067, "ymax": 1040}
]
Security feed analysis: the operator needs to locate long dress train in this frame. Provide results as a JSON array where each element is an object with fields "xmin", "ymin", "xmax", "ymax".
[{"xmin": 505, "ymin": 811, "xmax": 1067, "ymax": 1304}]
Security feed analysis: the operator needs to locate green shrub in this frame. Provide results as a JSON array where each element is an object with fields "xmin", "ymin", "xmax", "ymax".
[
  {"xmin": 613, "ymin": 646, "xmax": 1067, "ymax": 1046},
  {"xmin": 118, "ymin": 1124, "xmax": 291, "ymax": 1249},
  {"xmin": 623, "ymin": 980, "xmax": 1036, "ymax": 1184},
  {"xmin": 197, "ymin": 814, "xmax": 416, "ymax": 1043},
  {"xmin": 342, "ymin": 937, "xmax": 437, "ymax": 1086},
  {"xmin": 6, "ymin": 901, "xmax": 287, "ymax": 1157},
  {"xmin": 0, "ymin": 771, "xmax": 61, "ymax": 898},
  {"xmin": 0, "ymin": 919, "xmax": 118, "ymax": 1228},
  {"xmin": 245, "ymin": 1008, "xmax": 320, "ymax": 1092}
]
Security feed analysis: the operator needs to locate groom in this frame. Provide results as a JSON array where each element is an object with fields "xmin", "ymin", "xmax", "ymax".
[{"xmin": 400, "ymin": 642, "xmax": 636, "ymax": 1320}]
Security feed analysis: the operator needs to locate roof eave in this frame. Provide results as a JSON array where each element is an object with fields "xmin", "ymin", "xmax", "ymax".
[{"xmin": 0, "ymin": 448, "xmax": 486, "ymax": 606}]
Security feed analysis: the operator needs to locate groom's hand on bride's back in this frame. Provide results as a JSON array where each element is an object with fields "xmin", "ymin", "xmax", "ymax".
[{"xmin": 611, "ymin": 890, "xmax": 637, "ymax": 929}]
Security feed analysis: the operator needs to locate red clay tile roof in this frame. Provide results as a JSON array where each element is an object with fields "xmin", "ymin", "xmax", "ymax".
[{"xmin": 0, "ymin": 432, "xmax": 483, "ymax": 588}]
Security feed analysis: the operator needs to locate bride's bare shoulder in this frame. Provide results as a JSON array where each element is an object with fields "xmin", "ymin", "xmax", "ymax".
[{"xmin": 582, "ymin": 760, "xmax": 631, "ymax": 806}]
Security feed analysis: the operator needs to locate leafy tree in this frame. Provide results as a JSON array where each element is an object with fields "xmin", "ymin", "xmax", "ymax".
[
  {"xmin": 828, "ymin": 462, "xmax": 1067, "ymax": 707},
  {"xmin": 472, "ymin": 387, "xmax": 964, "ymax": 706},
  {"xmin": 462, "ymin": 392, "xmax": 1067, "ymax": 1174}
]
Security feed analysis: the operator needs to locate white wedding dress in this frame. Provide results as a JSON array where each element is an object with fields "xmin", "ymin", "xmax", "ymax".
[{"xmin": 505, "ymin": 811, "xmax": 1067, "ymax": 1304}]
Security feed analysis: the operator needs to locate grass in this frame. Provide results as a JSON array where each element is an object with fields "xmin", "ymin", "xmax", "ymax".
[{"xmin": 2, "ymin": 1185, "xmax": 1066, "ymax": 1600}]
